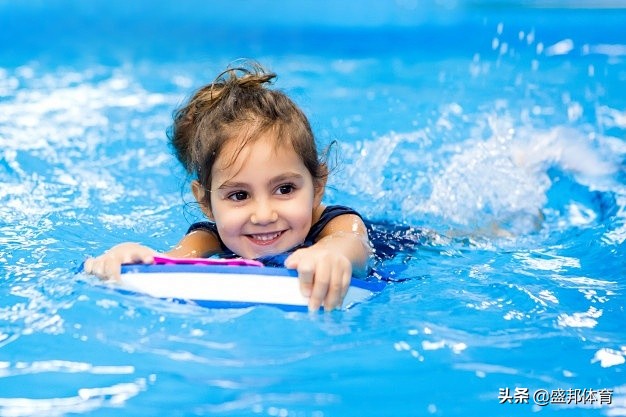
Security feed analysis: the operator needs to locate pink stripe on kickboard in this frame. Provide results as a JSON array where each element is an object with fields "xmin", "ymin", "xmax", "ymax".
[{"xmin": 153, "ymin": 255, "xmax": 264, "ymax": 267}]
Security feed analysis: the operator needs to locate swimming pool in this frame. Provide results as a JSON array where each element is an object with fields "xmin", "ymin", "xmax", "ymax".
[{"xmin": 1, "ymin": 0, "xmax": 625, "ymax": 415}]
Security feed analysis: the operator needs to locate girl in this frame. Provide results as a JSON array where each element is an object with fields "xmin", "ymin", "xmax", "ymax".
[{"xmin": 84, "ymin": 62, "xmax": 371, "ymax": 311}]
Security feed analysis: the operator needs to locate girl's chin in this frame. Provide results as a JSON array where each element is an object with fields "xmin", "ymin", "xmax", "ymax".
[{"xmin": 247, "ymin": 247, "xmax": 286, "ymax": 259}]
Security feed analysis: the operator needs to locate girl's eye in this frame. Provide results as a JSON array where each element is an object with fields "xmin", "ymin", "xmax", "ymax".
[
  {"xmin": 276, "ymin": 184, "xmax": 295, "ymax": 195},
  {"xmin": 227, "ymin": 191, "xmax": 249, "ymax": 202}
]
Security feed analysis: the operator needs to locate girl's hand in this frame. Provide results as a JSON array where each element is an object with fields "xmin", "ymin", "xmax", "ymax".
[
  {"xmin": 83, "ymin": 242, "xmax": 156, "ymax": 281},
  {"xmin": 284, "ymin": 247, "xmax": 352, "ymax": 312}
]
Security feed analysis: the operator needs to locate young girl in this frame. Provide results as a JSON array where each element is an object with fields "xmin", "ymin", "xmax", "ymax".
[{"xmin": 84, "ymin": 62, "xmax": 371, "ymax": 311}]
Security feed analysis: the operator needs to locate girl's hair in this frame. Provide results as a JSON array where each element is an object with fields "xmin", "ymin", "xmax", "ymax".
[{"xmin": 168, "ymin": 61, "xmax": 327, "ymax": 207}]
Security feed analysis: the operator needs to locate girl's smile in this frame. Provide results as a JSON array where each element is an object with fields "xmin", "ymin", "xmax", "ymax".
[
  {"xmin": 204, "ymin": 131, "xmax": 324, "ymax": 259},
  {"xmin": 246, "ymin": 230, "xmax": 285, "ymax": 245}
]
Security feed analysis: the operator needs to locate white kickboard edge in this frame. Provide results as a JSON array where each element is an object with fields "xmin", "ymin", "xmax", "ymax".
[{"xmin": 118, "ymin": 265, "xmax": 384, "ymax": 310}]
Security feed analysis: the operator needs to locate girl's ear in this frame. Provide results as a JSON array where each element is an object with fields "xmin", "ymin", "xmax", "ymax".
[{"xmin": 191, "ymin": 180, "xmax": 214, "ymax": 221}]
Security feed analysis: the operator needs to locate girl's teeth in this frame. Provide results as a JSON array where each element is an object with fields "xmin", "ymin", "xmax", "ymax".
[{"xmin": 252, "ymin": 232, "xmax": 280, "ymax": 241}]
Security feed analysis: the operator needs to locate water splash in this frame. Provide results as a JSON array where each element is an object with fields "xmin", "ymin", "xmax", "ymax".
[{"xmin": 336, "ymin": 111, "xmax": 624, "ymax": 238}]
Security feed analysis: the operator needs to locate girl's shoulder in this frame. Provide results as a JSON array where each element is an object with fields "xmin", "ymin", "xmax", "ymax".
[{"xmin": 306, "ymin": 204, "xmax": 363, "ymax": 243}]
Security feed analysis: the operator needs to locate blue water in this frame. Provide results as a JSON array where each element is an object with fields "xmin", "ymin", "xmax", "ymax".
[{"xmin": 1, "ymin": 1, "xmax": 625, "ymax": 416}]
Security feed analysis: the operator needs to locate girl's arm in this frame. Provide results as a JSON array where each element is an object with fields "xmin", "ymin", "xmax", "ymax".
[
  {"xmin": 165, "ymin": 229, "xmax": 222, "ymax": 258},
  {"xmin": 84, "ymin": 230, "xmax": 221, "ymax": 281},
  {"xmin": 284, "ymin": 213, "xmax": 371, "ymax": 312}
]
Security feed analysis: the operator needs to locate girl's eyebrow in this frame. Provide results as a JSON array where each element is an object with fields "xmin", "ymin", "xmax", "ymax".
[
  {"xmin": 216, "ymin": 172, "xmax": 304, "ymax": 190},
  {"xmin": 269, "ymin": 172, "xmax": 304, "ymax": 185},
  {"xmin": 216, "ymin": 180, "xmax": 248, "ymax": 190}
]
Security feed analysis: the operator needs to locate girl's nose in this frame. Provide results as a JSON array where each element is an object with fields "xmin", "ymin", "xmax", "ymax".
[{"xmin": 250, "ymin": 201, "xmax": 278, "ymax": 225}]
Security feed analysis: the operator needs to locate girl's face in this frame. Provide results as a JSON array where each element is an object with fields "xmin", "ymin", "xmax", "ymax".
[{"xmin": 197, "ymin": 131, "xmax": 324, "ymax": 259}]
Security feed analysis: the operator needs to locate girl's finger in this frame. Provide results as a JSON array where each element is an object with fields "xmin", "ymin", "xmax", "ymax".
[
  {"xmin": 293, "ymin": 255, "xmax": 314, "ymax": 298},
  {"xmin": 83, "ymin": 258, "xmax": 94, "ymax": 274},
  {"xmin": 103, "ymin": 260, "xmax": 121, "ymax": 281},
  {"xmin": 308, "ymin": 261, "xmax": 330, "ymax": 312},
  {"xmin": 284, "ymin": 250, "xmax": 301, "ymax": 269},
  {"xmin": 324, "ymin": 264, "xmax": 343, "ymax": 311},
  {"xmin": 92, "ymin": 260, "xmax": 105, "ymax": 278},
  {"xmin": 341, "ymin": 269, "xmax": 351, "ymax": 300},
  {"xmin": 140, "ymin": 253, "xmax": 155, "ymax": 264}
]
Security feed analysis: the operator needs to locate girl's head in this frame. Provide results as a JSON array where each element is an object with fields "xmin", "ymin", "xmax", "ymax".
[
  {"xmin": 168, "ymin": 62, "xmax": 329, "ymax": 257},
  {"xmin": 169, "ymin": 62, "xmax": 327, "ymax": 204}
]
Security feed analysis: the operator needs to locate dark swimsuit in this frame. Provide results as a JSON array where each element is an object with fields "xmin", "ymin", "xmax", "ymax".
[{"xmin": 186, "ymin": 205, "xmax": 361, "ymax": 267}]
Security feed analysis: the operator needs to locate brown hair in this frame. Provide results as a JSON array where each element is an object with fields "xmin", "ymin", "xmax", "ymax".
[{"xmin": 168, "ymin": 61, "xmax": 328, "ymax": 206}]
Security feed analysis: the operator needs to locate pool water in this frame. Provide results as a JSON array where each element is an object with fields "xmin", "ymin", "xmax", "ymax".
[{"xmin": 1, "ymin": 1, "xmax": 625, "ymax": 416}]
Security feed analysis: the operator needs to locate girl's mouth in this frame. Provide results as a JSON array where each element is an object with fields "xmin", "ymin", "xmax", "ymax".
[{"xmin": 246, "ymin": 230, "xmax": 284, "ymax": 246}]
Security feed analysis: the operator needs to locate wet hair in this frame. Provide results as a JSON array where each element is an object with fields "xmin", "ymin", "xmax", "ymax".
[{"xmin": 168, "ymin": 61, "xmax": 328, "ymax": 207}]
